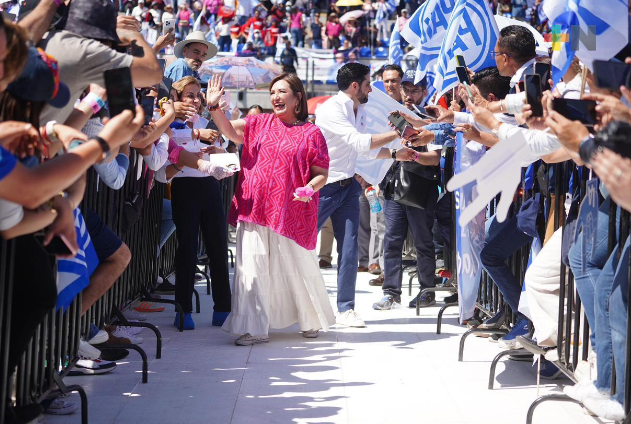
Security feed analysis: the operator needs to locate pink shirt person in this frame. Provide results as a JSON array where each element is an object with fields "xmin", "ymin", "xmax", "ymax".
[{"xmin": 229, "ymin": 113, "xmax": 329, "ymax": 250}]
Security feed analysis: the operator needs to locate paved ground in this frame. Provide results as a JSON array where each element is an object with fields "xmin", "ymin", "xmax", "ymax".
[{"xmin": 46, "ymin": 257, "xmax": 611, "ymax": 424}]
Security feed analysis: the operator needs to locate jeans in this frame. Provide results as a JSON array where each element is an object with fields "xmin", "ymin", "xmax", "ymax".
[
  {"xmin": 609, "ymin": 237, "xmax": 629, "ymax": 404},
  {"xmin": 291, "ymin": 27, "xmax": 304, "ymax": 47},
  {"xmin": 480, "ymin": 213, "xmax": 532, "ymax": 316},
  {"xmin": 383, "ymin": 191, "xmax": 437, "ymax": 297},
  {"xmin": 312, "ymin": 40, "xmax": 322, "ymax": 49},
  {"xmin": 569, "ymin": 198, "xmax": 617, "ymax": 348},
  {"xmin": 318, "ymin": 179, "xmax": 362, "ymax": 312},
  {"xmin": 159, "ymin": 199, "xmax": 176, "ymax": 254},
  {"xmin": 219, "ymin": 35, "xmax": 232, "ymax": 52}
]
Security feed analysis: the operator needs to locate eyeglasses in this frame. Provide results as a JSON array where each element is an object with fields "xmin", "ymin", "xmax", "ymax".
[{"xmin": 490, "ymin": 51, "xmax": 512, "ymax": 59}]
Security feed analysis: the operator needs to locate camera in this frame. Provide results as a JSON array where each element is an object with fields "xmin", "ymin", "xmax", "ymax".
[{"xmin": 580, "ymin": 120, "xmax": 631, "ymax": 164}]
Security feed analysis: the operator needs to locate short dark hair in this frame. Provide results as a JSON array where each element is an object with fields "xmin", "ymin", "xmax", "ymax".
[
  {"xmin": 498, "ymin": 25, "xmax": 536, "ymax": 63},
  {"xmin": 249, "ymin": 104, "xmax": 264, "ymax": 113},
  {"xmin": 381, "ymin": 64, "xmax": 403, "ymax": 79},
  {"xmin": 337, "ymin": 63, "xmax": 370, "ymax": 91},
  {"xmin": 471, "ymin": 67, "xmax": 511, "ymax": 100}
]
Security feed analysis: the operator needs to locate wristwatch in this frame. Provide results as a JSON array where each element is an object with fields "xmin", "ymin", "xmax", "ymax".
[{"xmin": 391, "ymin": 149, "xmax": 397, "ymax": 160}]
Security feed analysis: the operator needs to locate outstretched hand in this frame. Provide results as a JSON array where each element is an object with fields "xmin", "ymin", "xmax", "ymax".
[{"xmin": 206, "ymin": 75, "xmax": 225, "ymax": 108}]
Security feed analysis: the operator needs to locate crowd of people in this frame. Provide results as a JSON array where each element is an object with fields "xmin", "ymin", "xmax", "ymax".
[{"xmin": 0, "ymin": 0, "xmax": 630, "ymax": 423}]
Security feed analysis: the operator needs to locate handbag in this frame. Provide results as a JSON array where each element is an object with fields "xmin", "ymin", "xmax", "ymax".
[{"xmin": 384, "ymin": 162, "xmax": 437, "ymax": 210}]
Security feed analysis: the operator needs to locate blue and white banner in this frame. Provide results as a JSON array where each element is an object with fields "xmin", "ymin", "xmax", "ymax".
[
  {"xmin": 56, "ymin": 209, "xmax": 99, "ymax": 312},
  {"xmin": 543, "ymin": 0, "xmax": 629, "ymax": 85},
  {"xmin": 433, "ymin": 0, "xmax": 499, "ymax": 99},
  {"xmin": 454, "ymin": 134, "xmax": 486, "ymax": 321},
  {"xmin": 400, "ymin": 0, "xmax": 456, "ymax": 85},
  {"xmin": 389, "ymin": 24, "xmax": 403, "ymax": 65}
]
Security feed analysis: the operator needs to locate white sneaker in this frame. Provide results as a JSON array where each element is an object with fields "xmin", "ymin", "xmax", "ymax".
[
  {"xmin": 87, "ymin": 329, "xmax": 109, "ymax": 345},
  {"xmin": 123, "ymin": 309, "xmax": 146, "ymax": 322},
  {"xmin": 69, "ymin": 359, "xmax": 116, "ymax": 375},
  {"xmin": 234, "ymin": 333, "xmax": 269, "ymax": 346},
  {"xmin": 78, "ymin": 339, "xmax": 101, "ymax": 360},
  {"xmin": 118, "ymin": 325, "xmax": 143, "ymax": 336},
  {"xmin": 563, "ymin": 381, "xmax": 607, "ymax": 402},
  {"xmin": 302, "ymin": 329, "xmax": 319, "ymax": 338},
  {"xmin": 336, "ymin": 310, "xmax": 366, "ymax": 328},
  {"xmin": 44, "ymin": 397, "xmax": 78, "ymax": 415},
  {"xmin": 583, "ymin": 395, "xmax": 625, "ymax": 421},
  {"xmin": 110, "ymin": 327, "xmax": 143, "ymax": 344}
]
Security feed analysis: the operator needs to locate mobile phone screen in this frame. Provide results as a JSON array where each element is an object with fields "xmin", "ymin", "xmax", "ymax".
[
  {"xmin": 552, "ymin": 98, "xmax": 598, "ymax": 126},
  {"xmin": 455, "ymin": 55, "xmax": 467, "ymax": 68},
  {"xmin": 34, "ymin": 234, "xmax": 73, "ymax": 256},
  {"xmin": 104, "ymin": 67, "xmax": 136, "ymax": 118},
  {"xmin": 412, "ymin": 105, "xmax": 437, "ymax": 121},
  {"xmin": 524, "ymin": 74, "xmax": 543, "ymax": 117},
  {"xmin": 141, "ymin": 96, "xmax": 155, "ymax": 125},
  {"xmin": 456, "ymin": 66, "xmax": 470, "ymax": 85},
  {"xmin": 533, "ymin": 62, "xmax": 551, "ymax": 91},
  {"xmin": 388, "ymin": 112, "xmax": 409, "ymax": 136},
  {"xmin": 593, "ymin": 60, "xmax": 631, "ymax": 90}
]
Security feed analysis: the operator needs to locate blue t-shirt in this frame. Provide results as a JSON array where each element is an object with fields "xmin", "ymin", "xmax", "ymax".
[
  {"xmin": 164, "ymin": 58, "xmax": 200, "ymax": 83},
  {"xmin": 0, "ymin": 146, "xmax": 17, "ymax": 181}
]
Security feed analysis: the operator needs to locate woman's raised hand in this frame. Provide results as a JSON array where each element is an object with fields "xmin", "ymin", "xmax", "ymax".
[{"xmin": 206, "ymin": 75, "xmax": 225, "ymax": 108}]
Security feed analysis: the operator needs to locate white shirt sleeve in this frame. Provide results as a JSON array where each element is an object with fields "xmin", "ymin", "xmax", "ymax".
[
  {"xmin": 316, "ymin": 101, "xmax": 373, "ymax": 153},
  {"xmin": 498, "ymin": 124, "xmax": 562, "ymax": 166},
  {"xmin": 142, "ymin": 133, "xmax": 169, "ymax": 171},
  {"xmin": 453, "ymin": 111, "xmax": 474, "ymax": 126}
]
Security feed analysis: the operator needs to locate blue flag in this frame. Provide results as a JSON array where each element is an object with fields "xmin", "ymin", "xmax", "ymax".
[
  {"xmin": 56, "ymin": 209, "xmax": 99, "ymax": 312},
  {"xmin": 544, "ymin": 0, "xmax": 628, "ymax": 85},
  {"xmin": 400, "ymin": 0, "xmax": 456, "ymax": 85},
  {"xmin": 433, "ymin": 0, "xmax": 499, "ymax": 99},
  {"xmin": 454, "ymin": 133, "xmax": 486, "ymax": 322},
  {"xmin": 389, "ymin": 24, "xmax": 403, "ymax": 65}
]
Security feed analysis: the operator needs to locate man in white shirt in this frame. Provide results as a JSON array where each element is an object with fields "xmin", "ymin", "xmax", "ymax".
[{"xmin": 315, "ymin": 63, "xmax": 415, "ymax": 327}]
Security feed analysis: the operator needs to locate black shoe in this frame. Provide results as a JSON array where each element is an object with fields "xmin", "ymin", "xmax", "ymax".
[
  {"xmin": 508, "ymin": 353, "xmax": 534, "ymax": 362},
  {"xmin": 517, "ymin": 336, "xmax": 551, "ymax": 356},
  {"xmin": 444, "ymin": 292, "xmax": 458, "ymax": 303},
  {"xmin": 98, "ymin": 348, "xmax": 130, "ymax": 361},
  {"xmin": 372, "ymin": 294, "xmax": 401, "ymax": 310},
  {"xmin": 409, "ymin": 292, "xmax": 436, "ymax": 308},
  {"xmin": 369, "ymin": 275, "xmax": 384, "ymax": 286},
  {"xmin": 154, "ymin": 281, "xmax": 176, "ymax": 294}
]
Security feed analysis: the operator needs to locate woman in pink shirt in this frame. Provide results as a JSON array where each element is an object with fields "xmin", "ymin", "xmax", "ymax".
[
  {"xmin": 207, "ymin": 73, "xmax": 335, "ymax": 346},
  {"xmin": 325, "ymin": 13, "xmax": 343, "ymax": 49},
  {"xmin": 290, "ymin": 7, "xmax": 304, "ymax": 47}
]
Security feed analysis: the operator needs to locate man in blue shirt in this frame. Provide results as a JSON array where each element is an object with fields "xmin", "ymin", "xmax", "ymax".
[{"xmin": 165, "ymin": 30, "xmax": 218, "ymax": 82}]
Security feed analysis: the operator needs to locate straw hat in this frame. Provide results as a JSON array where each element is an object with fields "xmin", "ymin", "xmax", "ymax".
[{"xmin": 173, "ymin": 31, "xmax": 218, "ymax": 59}]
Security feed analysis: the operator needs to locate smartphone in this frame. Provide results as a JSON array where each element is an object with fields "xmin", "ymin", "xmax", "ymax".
[
  {"xmin": 158, "ymin": 77, "xmax": 173, "ymax": 101},
  {"xmin": 593, "ymin": 60, "xmax": 631, "ymax": 90},
  {"xmin": 455, "ymin": 66, "xmax": 471, "ymax": 85},
  {"xmin": 388, "ymin": 112, "xmax": 418, "ymax": 138},
  {"xmin": 34, "ymin": 233, "xmax": 73, "ymax": 256},
  {"xmin": 455, "ymin": 55, "xmax": 467, "ymax": 68},
  {"xmin": 552, "ymin": 98, "xmax": 598, "ymax": 126},
  {"xmin": 103, "ymin": 67, "xmax": 136, "ymax": 118},
  {"xmin": 163, "ymin": 18, "xmax": 175, "ymax": 34},
  {"xmin": 412, "ymin": 104, "xmax": 437, "ymax": 121},
  {"xmin": 524, "ymin": 74, "xmax": 543, "ymax": 117},
  {"xmin": 533, "ymin": 62, "xmax": 551, "ymax": 91},
  {"xmin": 140, "ymin": 96, "xmax": 155, "ymax": 125}
]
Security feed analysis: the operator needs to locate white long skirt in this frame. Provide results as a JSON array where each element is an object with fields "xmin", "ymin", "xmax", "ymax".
[{"xmin": 222, "ymin": 222, "xmax": 336, "ymax": 337}]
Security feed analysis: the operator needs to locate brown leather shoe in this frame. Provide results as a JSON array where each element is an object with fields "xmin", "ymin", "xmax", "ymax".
[
  {"xmin": 319, "ymin": 259, "xmax": 332, "ymax": 269},
  {"xmin": 357, "ymin": 266, "xmax": 369, "ymax": 272},
  {"xmin": 368, "ymin": 263, "xmax": 382, "ymax": 275},
  {"xmin": 369, "ymin": 275, "xmax": 384, "ymax": 286}
]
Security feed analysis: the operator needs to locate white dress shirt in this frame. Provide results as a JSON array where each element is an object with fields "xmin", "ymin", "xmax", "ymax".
[
  {"xmin": 510, "ymin": 58, "xmax": 537, "ymax": 88},
  {"xmin": 315, "ymin": 91, "xmax": 379, "ymax": 184},
  {"xmin": 142, "ymin": 133, "xmax": 169, "ymax": 171}
]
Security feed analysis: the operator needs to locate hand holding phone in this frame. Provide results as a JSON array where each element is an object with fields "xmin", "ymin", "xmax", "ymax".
[
  {"xmin": 412, "ymin": 105, "xmax": 437, "ymax": 121},
  {"xmin": 104, "ymin": 67, "xmax": 136, "ymax": 118},
  {"xmin": 388, "ymin": 111, "xmax": 416, "ymax": 137},
  {"xmin": 593, "ymin": 60, "xmax": 631, "ymax": 90},
  {"xmin": 140, "ymin": 96, "xmax": 155, "ymax": 125},
  {"xmin": 524, "ymin": 74, "xmax": 543, "ymax": 117},
  {"xmin": 552, "ymin": 98, "xmax": 598, "ymax": 126},
  {"xmin": 163, "ymin": 18, "xmax": 175, "ymax": 34}
]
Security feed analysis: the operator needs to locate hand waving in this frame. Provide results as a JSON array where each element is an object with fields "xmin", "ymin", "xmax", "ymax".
[{"xmin": 206, "ymin": 75, "xmax": 225, "ymax": 108}]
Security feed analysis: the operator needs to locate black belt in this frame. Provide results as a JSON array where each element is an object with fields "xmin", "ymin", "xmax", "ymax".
[{"xmin": 327, "ymin": 177, "xmax": 354, "ymax": 187}]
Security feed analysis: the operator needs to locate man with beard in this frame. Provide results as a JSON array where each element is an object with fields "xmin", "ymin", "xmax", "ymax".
[
  {"xmin": 165, "ymin": 31, "xmax": 218, "ymax": 82},
  {"xmin": 315, "ymin": 63, "xmax": 416, "ymax": 328}
]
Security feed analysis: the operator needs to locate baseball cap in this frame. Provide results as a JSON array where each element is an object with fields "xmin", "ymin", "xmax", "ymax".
[
  {"xmin": 402, "ymin": 69, "xmax": 426, "ymax": 87},
  {"xmin": 7, "ymin": 47, "xmax": 70, "ymax": 108}
]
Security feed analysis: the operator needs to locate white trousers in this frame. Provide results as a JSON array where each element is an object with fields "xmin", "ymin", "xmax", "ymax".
[
  {"xmin": 524, "ymin": 228, "xmax": 564, "ymax": 347},
  {"xmin": 222, "ymin": 222, "xmax": 336, "ymax": 337}
]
